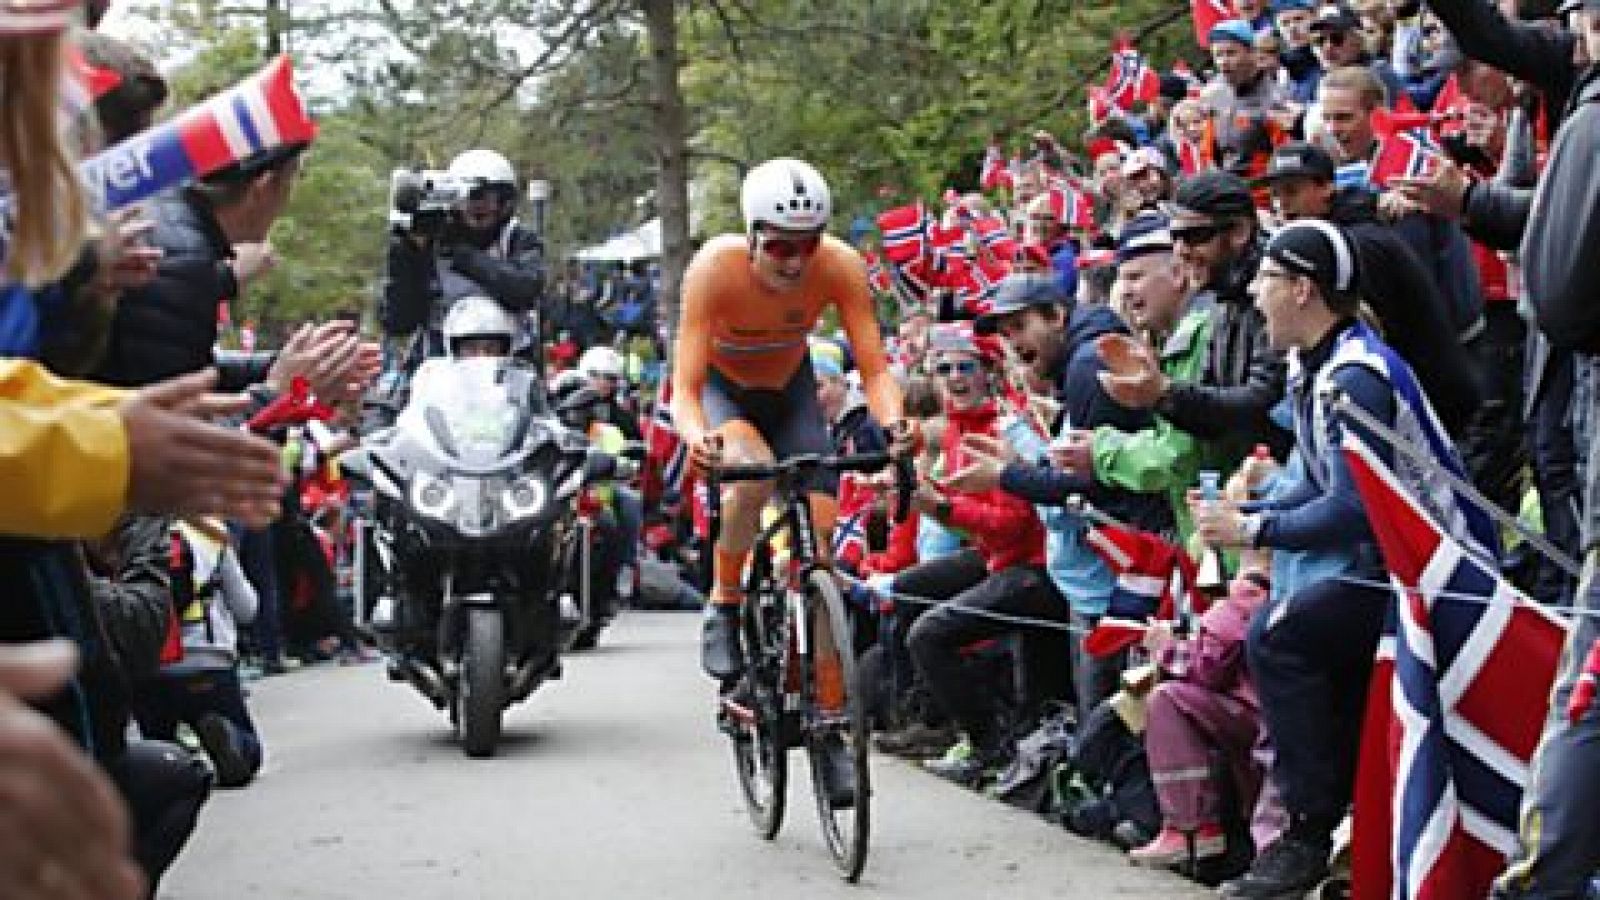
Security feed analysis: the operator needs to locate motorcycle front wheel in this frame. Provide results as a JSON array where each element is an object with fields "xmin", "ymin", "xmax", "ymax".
[{"xmin": 458, "ymin": 607, "xmax": 505, "ymax": 758}]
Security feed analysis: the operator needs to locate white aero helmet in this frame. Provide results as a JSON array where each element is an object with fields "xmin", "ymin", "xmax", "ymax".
[
  {"xmin": 578, "ymin": 345, "xmax": 624, "ymax": 379},
  {"xmin": 740, "ymin": 158, "xmax": 831, "ymax": 234},
  {"xmin": 448, "ymin": 148, "xmax": 517, "ymax": 190},
  {"xmin": 441, "ymin": 295, "xmax": 517, "ymax": 357}
]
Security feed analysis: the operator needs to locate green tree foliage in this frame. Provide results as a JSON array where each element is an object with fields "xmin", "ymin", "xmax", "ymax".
[{"xmin": 118, "ymin": 0, "xmax": 1191, "ymax": 332}]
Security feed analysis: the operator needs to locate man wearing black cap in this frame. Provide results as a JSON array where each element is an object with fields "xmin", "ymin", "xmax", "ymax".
[
  {"xmin": 1193, "ymin": 219, "xmax": 1497, "ymax": 900},
  {"xmin": 1308, "ymin": 4, "xmax": 1404, "ymax": 105},
  {"xmin": 1257, "ymin": 141, "xmax": 1482, "ymax": 436},
  {"xmin": 1102, "ymin": 170, "xmax": 1288, "ymax": 462}
]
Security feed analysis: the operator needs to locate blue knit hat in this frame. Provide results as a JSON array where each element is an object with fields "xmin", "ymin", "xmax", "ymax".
[{"xmin": 1208, "ymin": 19, "xmax": 1257, "ymax": 47}]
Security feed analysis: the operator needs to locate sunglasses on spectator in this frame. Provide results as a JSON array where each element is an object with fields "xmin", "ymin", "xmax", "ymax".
[
  {"xmin": 934, "ymin": 359, "xmax": 982, "ymax": 377},
  {"xmin": 757, "ymin": 232, "xmax": 822, "ymax": 260},
  {"xmin": 1170, "ymin": 222, "xmax": 1229, "ymax": 244},
  {"xmin": 1312, "ymin": 31, "xmax": 1349, "ymax": 47}
]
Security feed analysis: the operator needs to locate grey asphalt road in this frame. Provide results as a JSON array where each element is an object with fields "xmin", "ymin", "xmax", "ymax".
[{"xmin": 161, "ymin": 611, "xmax": 1209, "ymax": 900}]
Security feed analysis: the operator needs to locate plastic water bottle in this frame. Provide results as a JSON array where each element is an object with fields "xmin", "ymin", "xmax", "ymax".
[{"xmin": 1196, "ymin": 470, "xmax": 1229, "ymax": 598}]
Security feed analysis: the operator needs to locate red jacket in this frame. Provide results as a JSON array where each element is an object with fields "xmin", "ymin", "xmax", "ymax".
[{"xmin": 940, "ymin": 402, "xmax": 1046, "ymax": 572}]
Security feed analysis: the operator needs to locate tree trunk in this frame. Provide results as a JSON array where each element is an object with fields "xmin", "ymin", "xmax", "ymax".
[
  {"xmin": 641, "ymin": 0, "xmax": 690, "ymax": 345},
  {"xmin": 265, "ymin": 0, "xmax": 286, "ymax": 56}
]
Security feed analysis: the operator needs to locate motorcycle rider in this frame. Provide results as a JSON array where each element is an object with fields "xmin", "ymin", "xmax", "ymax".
[
  {"xmin": 550, "ymin": 370, "xmax": 633, "ymax": 641},
  {"xmin": 576, "ymin": 344, "xmax": 644, "ymax": 604},
  {"xmin": 381, "ymin": 148, "xmax": 547, "ymax": 368}
]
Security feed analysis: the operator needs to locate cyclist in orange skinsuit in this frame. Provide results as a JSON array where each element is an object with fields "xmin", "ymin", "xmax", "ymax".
[{"xmin": 671, "ymin": 160, "xmax": 912, "ymax": 723}]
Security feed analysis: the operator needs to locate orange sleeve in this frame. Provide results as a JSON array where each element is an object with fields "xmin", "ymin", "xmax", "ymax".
[
  {"xmin": 670, "ymin": 247, "xmax": 717, "ymax": 444},
  {"xmin": 832, "ymin": 250, "xmax": 903, "ymax": 428}
]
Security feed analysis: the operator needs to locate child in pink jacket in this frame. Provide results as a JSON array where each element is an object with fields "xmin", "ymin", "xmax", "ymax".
[{"xmin": 1129, "ymin": 571, "xmax": 1272, "ymax": 867}]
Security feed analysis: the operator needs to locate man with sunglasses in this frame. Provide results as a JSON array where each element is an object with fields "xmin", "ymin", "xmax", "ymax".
[
  {"xmin": 1308, "ymin": 4, "xmax": 1404, "ymax": 107},
  {"xmin": 669, "ymin": 158, "xmax": 914, "ymax": 692},
  {"xmin": 1101, "ymin": 171, "xmax": 1290, "ymax": 463}
]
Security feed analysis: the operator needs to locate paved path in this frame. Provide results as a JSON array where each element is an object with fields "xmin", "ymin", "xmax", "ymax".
[{"xmin": 163, "ymin": 612, "xmax": 1209, "ymax": 899}]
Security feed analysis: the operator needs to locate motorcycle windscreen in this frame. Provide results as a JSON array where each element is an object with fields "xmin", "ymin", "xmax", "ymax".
[{"xmin": 399, "ymin": 357, "xmax": 530, "ymax": 468}]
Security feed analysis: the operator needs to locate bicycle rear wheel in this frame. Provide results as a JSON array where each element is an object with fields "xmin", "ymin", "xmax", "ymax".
[
  {"xmin": 724, "ymin": 560, "xmax": 788, "ymax": 839},
  {"xmin": 800, "ymin": 568, "xmax": 871, "ymax": 882}
]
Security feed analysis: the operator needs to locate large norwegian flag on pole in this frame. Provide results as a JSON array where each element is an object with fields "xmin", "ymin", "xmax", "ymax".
[
  {"xmin": 81, "ymin": 55, "xmax": 316, "ymax": 212},
  {"xmin": 1343, "ymin": 432, "xmax": 1569, "ymax": 900}
]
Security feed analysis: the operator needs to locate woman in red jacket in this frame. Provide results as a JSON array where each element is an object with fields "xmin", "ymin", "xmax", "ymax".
[{"xmin": 890, "ymin": 325, "xmax": 1066, "ymax": 787}]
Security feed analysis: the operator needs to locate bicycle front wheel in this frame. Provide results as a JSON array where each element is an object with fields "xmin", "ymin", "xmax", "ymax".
[
  {"xmin": 726, "ymin": 560, "xmax": 788, "ymax": 840},
  {"xmin": 800, "ymin": 568, "xmax": 871, "ymax": 882}
]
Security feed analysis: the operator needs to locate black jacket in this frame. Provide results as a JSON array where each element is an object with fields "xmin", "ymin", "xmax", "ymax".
[
  {"xmin": 1430, "ymin": 0, "xmax": 1577, "ymax": 128},
  {"xmin": 1327, "ymin": 190, "xmax": 1482, "ymax": 435},
  {"xmin": 1525, "ymin": 65, "xmax": 1600, "ymax": 352},
  {"xmin": 594, "ymin": 395, "xmax": 643, "ymax": 442},
  {"xmin": 1155, "ymin": 236, "xmax": 1291, "ymax": 457},
  {"xmin": 93, "ymin": 189, "xmax": 273, "ymax": 391},
  {"xmin": 380, "ymin": 219, "xmax": 546, "ymax": 338}
]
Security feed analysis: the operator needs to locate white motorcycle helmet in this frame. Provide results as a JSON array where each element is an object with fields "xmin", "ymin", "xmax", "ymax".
[
  {"xmin": 740, "ymin": 158, "xmax": 831, "ymax": 234},
  {"xmin": 578, "ymin": 345, "xmax": 624, "ymax": 381},
  {"xmin": 441, "ymin": 295, "xmax": 517, "ymax": 359},
  {"xmin": 448, "ymin": 148, "xmax": 518, "ymax": 191}
]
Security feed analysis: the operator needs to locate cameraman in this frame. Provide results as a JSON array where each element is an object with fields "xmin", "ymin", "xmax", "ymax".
[{"xmin": 381, "ymin": 148, "xmax": 547, "ymax": 365}]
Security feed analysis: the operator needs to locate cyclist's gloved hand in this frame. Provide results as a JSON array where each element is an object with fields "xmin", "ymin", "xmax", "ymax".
[{"xmin": 885, "ymin": 418, "xmax": 921, "ymax": 459}]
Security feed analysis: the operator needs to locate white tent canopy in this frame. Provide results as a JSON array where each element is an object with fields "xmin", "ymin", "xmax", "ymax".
[{"xmin": 573, "ymin": 217, "xmax": 661, "ymax": 263}]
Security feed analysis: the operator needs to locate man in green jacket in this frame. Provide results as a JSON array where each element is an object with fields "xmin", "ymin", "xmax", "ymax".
[{"xmin": 1050, "ymin": 214, "xmax": 1224, "ymax": 540}]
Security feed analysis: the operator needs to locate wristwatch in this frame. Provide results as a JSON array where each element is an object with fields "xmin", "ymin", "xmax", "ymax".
[{"xmin": 1239, "ymin": 513, "xmax": 1265, "ymax": 548}]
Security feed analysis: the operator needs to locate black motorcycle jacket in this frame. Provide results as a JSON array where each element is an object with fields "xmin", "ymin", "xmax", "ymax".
[{"xmin": 380, "ymin": 217, "xmax": 546, "ymax": 339}]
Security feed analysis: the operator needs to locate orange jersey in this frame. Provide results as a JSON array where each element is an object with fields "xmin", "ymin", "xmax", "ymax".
[{"xmin": 671, "ymin": 234, "xmax": 902, "ymax": 442}]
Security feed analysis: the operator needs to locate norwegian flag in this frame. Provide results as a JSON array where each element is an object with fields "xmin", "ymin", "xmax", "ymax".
[
  {"xmin": 643, "ymin": 380, "xmax": 689, "ymax": 505},
  {"xmin": 876, "ymin": 202, "xmax": 930, "ymax": 265},
  {"xmin": 864, "ymin": 251, "xmax": 893, "ymax": 295},
  {"xmin": 927, "ymin": 221, "xmax": 971, "ymax": 273},
  {"xmin": 82, "ymin": 55, "xmax": 316, "ymax": 212},
  {"xmin": 1343, "ymin": 432, "xmax": 1569, "ymax": 900},
  {"xmin": 1191, "ymin": 0, "xmax": 1236, "ymax": 47},
  {"xmin": 980, "ymin": 142, "xmax": 1018, "ymax": 193},
  {"xmin": 1042, "ymin": 183, "xmax": 1096, "ymax": 231},
  {"xmin": 1176, "ymin": 136, "xmax": 1212, "ymax": 176},
  {"xmin": 1087, "ymin": 85, "xmax": 1117, "ymax": 126},
  {"xmin": 953, "ymin": 254, "xmax": 1012, "ymax": 314},
  {"xmin": 1081, "ymin": 522, "xmax": 1204, "ymax": 657},
  {"xmin": 891, "ymin": 257, "xmax": 934, "ymax": 306},
  {"xmin": 833, "ymin": 473, "xmax": 876, "ymax": 571},
  {"xmin": 966, "ymin": 212, "xmax": 1018, "ymax": 264},
  {"xmin": 1105, "ymin": 36, "xmax": 1161, "ymax": 111},
  {"xmin": 1365, "ymin": 131, "xmax": 1443, "ymax": 192}
]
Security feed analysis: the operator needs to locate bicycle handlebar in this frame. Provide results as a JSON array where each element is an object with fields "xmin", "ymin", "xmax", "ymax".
[{"xmin": 705, "ymin": 452, "xmax": 917, "ymax": 549}]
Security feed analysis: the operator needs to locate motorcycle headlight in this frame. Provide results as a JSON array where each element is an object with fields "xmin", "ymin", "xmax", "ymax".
[
  {"xmin": 410, "ymin": 471, "xmax": 457, "ymax": 521},
  {"xmin": 501, "ymin": 475, "xmax": 549, "ymax": 522}
]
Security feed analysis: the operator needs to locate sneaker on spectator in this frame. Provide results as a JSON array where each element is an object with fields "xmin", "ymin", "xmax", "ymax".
[
  {"xmin": 1129, "ymin": 823, "xmax": 1226, "ymax": 867},
  {"xmin": 194, "ymin": 714, "xmax": 254, "ymax": 788},
  {"xmin": 1219, "ymin": 831, "xmax": 1331, "ymax": 899}
]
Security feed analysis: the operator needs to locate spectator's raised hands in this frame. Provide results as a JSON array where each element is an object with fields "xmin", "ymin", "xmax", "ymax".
[
  {"xmin": 267, "ymin": 320, "xmax": 382, "ymax": 407},
  {"xmin": 0, "ymin": 640, "xmax": 146, "ymax": 900},
  {"xmin": 1389, "ymin": 160, "xmax": 1470, "ymax": 221},
  {"xmin": 120, "ymin": 369, "xmax": 286, "ymax": 527},
  {"xmin": 1095, "ymin": 333, "xmax": 1167, "ymax": 410}
]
